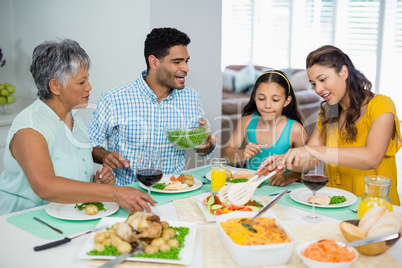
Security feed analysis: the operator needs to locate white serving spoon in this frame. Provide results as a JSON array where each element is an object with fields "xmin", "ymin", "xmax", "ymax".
[
  {"xmin": 218, "ymin": 174, "xmax": 259, "ymax": 203},
  {"xmin": 228, "ymin": 171, "xmax": 277, "ymax": 206}
]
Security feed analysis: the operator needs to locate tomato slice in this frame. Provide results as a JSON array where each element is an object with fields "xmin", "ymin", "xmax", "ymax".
[
  {"xmin": 177, "ymin": 174, "xmax": 185, "ymax": 182},
  {"xmin": 239, "ymin": 207, "xmax": 252, "ymax": 211},
  {"xmin": 170, "ymin": 175, "xmax": 177, "ymax": 182},
  {"xmin": 214, "ymin": 208, "xmax": 224, "ymax": 215}
]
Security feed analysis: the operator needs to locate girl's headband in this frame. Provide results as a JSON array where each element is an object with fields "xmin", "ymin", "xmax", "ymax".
[{"xmin": 255, "ymin": 71, "xmax": 291, "ymax": 94}]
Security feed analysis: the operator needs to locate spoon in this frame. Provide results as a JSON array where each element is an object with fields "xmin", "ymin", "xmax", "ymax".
[
  {"xmin": 240, "ymin": 189, "xmax": 288, "ymax": 232},
  {"xmin": 346, "ymin": 232, "xmax": 401, "ymax": 247},
  {"xmin": 228, "ymin": 171, "xmax": 276, "ymax": 206}
]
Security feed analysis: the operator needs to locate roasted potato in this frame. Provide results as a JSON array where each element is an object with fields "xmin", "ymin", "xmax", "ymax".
[
  {"xmin": 182, "ymin": 175, "xmax": 194, "ymax": 187},
  {"xmin": 226, "ymin": 170, "xmax": 232, "ymax": 180},
  {"xmin": 85, "ymin": 204, "xmax": 98, "ymax": 215},
  {"xmin": 117, "ymin": 241, "xmax": 132, "ymax": 254}
]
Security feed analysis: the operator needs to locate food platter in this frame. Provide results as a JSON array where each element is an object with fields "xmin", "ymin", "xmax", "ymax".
[
  {"xmin": 139, "ymin": 175, "xmax": 202, "ymax": 193},
  {"xmin": 205, "ymin": 167, "xmax": 254, "ymax": 182},
  {"xmin": 45, "ymin": 202, "xmax": 119, "ymax": 221},
  {"xmin": 289, "ymin": 187, "xmax": 357, "ymax": 208},
  {"xmin": 193, "ymin": 192, "xmax": 270, "ymax": 222},
  {"xmin": 78, "ymin": 217, "xmax": 197, "ymax": 265}
]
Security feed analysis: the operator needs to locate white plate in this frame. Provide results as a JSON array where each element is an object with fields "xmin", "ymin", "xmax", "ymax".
[
  {"xmin": 78, "ymin": 217, "xmax": 197, "ymax": 265},
  {"xmin": 45, "ymin": 202, "xmax": 119, "ymax": 221},
  {"xmin": 139, "ymin": 175, "xmax": 202, "ymax": 193},
  {"xmin": 205, "ymin": 167, "xmax": 254, "ymax": 182},
  {"xmin": 289, "ymin": 187, "xmax": 357, "ymax": 208},
  {"xmin": 193, "ymin": 192, "xmax": 269, "ymax": 222}
]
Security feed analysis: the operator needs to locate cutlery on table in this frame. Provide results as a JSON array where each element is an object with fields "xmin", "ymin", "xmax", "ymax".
[
  {"xmin": 347, "ymin": 232, "xmax": 400, "ymax": 247},
  {"xmin": 240, "ymin": 189, "xmax": 288, "ymax": 231},
  {"xmin": 227, "ymin": 171, "xmax": 277, "ymax": 206},
  {"xmin": 269, "ymin": 190, "xmax": 291, "ymax": 196},
  {"xmin": 349, "ymin": 209, "xmax": 358, "ymax": 213},
  {"xmin": 33, "ymin": 217, "xmax": 63, "ymax": 234},
  {"xmin": 33, "ymin": 224, "xmax": 109, "ymax": 251},
  {"xmin": 99, "ymin": 243, "xmax": 144, "ymax": 268}
]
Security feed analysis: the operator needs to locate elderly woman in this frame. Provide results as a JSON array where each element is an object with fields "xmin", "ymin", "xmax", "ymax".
[{"xmin": 0, "ymin": 39, "xmax": 155, "ymax": 215}]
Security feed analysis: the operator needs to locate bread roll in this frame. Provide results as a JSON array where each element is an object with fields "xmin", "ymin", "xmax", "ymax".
[
  {"xmin": 308, "ymin": 194, "xmax": 330, "ymax": 205},
  {"xmin": 367, "ymin": 212, "xmax": 401, "ymax": 238},
  {"xmin": 339, "ymin": 221, "xmax": 367, "ymax": 241},
  {"xmin": 358, "ymin": 206, "xmax": 388, "ymax": 232},
  {"xmin": 232, "ymin": 169, "xmax": 254, "ymax": 180}
]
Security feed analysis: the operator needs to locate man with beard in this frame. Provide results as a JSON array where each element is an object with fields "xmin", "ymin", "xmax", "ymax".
[{"xmin": 88, "ymin": 27, "xmax": 216, "ymax": 185}]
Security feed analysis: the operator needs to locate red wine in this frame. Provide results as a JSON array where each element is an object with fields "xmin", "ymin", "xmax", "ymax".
[
  {"xmin": 136, "ymin": 169, "xmax": 163, "ymax": 186},
  {"xmin": 302, "ymin": 175, "xmax": 329, "ymax": 192}
]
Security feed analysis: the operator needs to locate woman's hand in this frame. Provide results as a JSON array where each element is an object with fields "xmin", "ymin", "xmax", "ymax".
[
  {"xmin": 115, "ymin": 186, "xmax": 156, "ymax": 212},
  {"xmin": 243, "ymin": 142, "xmax": 262, "ymax": 160},
  {"xmin": 93, "ymin": 167, "xmax": 116, "ymax": 185}
]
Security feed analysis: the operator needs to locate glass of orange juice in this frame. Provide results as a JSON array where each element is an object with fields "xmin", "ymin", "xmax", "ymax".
[
  {"xmin": 357, "ymin": 175, "xmax": 393, "ymax": 219},
  {"xmin": 210, "ymin": 158, "xmax": 227, "ymax": 194}
]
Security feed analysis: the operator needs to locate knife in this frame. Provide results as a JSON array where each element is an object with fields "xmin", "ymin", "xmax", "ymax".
[
  {"xmin": 33, "ymin": 217, "xmax": 63, "ymax": 234},
  {"xmin": 33, "ymin": 224, "xmax": 109, "ymax": 251},
  {"xmin": 347, "ymin": 232, "xmax": 400, "ymax": 247}
]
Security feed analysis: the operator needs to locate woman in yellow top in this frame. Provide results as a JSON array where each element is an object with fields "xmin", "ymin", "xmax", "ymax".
[{"xmin": 256, "ymin": 45, "xmax": 401, "ymax": 205}]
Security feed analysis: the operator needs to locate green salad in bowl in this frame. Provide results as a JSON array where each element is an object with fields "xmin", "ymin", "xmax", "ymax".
[{"xmin": 165, "ymin": 124, "xmax": 210, "ymax": 149}]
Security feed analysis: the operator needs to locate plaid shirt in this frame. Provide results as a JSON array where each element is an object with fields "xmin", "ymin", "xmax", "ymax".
[{"xmin": 88, "ymin": 71, "xmax": 213, "ymax": 185}]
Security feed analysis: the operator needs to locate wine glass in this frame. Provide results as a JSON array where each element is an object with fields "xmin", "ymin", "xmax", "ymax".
[
  {"xmin": 135, "ymin": 151, "xmax": 164, "ymax": 196},
  {"xmin": 301, "ymin": 159, "xmax": 328, "ymax": 223}
]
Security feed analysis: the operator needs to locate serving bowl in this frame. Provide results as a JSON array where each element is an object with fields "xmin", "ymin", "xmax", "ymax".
[
  {"xmin": 165, "ymin": 124, "xmax": 210, "ymax": 149},
  {"xmin": 296, "ymin": 240, "xmax": 358, "ymax": 268},
  {"xmin": 215, "ymin": 211, "xmax": 296, "ymax": 266},
  {"xmin": 340, "ymin": 219, "xmax": 401, "ymax": 255}
]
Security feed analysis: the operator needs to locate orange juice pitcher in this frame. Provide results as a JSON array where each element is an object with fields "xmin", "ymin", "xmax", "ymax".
[{"xmin": 357, "ymin": 175, "xmax": 393, "ymax": 219}]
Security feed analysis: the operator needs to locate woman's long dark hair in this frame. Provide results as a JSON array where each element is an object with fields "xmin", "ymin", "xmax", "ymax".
[
  {"xmin": 306, "ymin": 45, "xmax": 374, "ymax": 142},
  {"xmin": 242, "ymin": 70, "xmax": 304, "ymax": 124}
]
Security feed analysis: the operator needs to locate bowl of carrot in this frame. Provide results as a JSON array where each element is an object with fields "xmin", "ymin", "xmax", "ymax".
[{"xmin": 296, "ymin": 239, "xmax": 358, "ymax": 268}]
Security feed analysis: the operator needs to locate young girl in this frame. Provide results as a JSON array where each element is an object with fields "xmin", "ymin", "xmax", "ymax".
[
  {"xmin": 257, "ymin": 45, "xmax": 401, "ymax": 205},
  {"xmin": 223, "ymin": 70, "xmax": 308, "ymax": 186}
]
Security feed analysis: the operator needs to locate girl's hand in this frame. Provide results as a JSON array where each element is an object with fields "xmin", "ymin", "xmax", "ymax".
[
  {"xmin": 93, "ymin": 167, "xmax": 116, "ymax": 185},
  {"xmin": 243, "ymin": 142, "xmax": 262, "ymax": 160},
  {"xmin": 256, "ymin": 154, "xmax": 286, "ymax": 175}
]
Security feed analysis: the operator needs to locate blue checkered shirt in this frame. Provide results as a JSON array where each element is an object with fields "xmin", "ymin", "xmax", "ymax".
[{"xmin": 88, "ymin": 71, "xmax": 214, "ymax": 185}]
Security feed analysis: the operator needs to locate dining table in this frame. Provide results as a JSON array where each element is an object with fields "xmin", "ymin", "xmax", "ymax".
[{"xmin": 1, "ymin": 165, "xmax": 401, "ymax": 268}]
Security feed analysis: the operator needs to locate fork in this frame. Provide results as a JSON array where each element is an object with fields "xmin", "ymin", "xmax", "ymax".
[{"xmin": 349, "ymin": 209, "xmax": 358, "ymax": 213}]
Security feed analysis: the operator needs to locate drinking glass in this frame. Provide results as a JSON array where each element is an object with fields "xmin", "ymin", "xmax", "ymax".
[
  {"xmin": 210, "ymin": 158, "xmax": 227, "ymax": 194},
  {"xmin": 135, "ymin": 151, "xmax": 164, "ymax": 196},
  {"xmin": 301, "ymin": 159, "xmax": 328, "ymax": 223}
]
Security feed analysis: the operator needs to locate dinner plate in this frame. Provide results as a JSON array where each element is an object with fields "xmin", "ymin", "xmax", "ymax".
[
  {"xmin": 45, "ymin": 202, "xmax": 119, "ymax": 221},
  {"xmin": 78, "ymin": 217, "xmax": 197, "ymax": 265},
  {"xmin": 289, "ymin": 187, "xmax": 357, "ymax": 208},
  {"xmin": 139, "ymin": 175, "xmax": 202, "ymax": 193},
  {"xmin": 205, "ymin": 167, "xmax": 255, "ymax": 182},
  {"xmin": 193, "ymin": 192, "xmax": 270, "ymax": 222}
]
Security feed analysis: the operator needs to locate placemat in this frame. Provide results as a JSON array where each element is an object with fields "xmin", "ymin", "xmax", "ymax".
[
  {"xmin": 202, "ymin": 223, "xmax": 401, "ymax": 268},
  {"xmin": 6, "ymin": 207, "xmax": 129, "ymax": 240}
]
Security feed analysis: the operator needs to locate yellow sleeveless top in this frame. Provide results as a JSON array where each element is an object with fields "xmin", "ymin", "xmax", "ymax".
[{"xmin": 317, "ymin": 95, "xmax": 401, "ymax": 205}]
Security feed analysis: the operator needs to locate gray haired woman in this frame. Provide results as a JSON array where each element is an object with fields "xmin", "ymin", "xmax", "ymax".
[{"xmin": 0, "ymin": 39, "xmax": 155, "ymax": 215}]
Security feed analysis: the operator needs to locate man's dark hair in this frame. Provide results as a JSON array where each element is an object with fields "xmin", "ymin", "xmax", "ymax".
[{"xmin": 144, "ymin": 27, "xmax": 191, "ymax": 71}]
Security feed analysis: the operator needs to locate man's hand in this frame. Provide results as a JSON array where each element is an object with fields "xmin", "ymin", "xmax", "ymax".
[
  {"xmin": 115, "ymin": 186, "xmax": 156, "ymax": 212},
  {"xmin": 196, "ymin": 118, "xmax": 217, "ymax": 156},
  {"xmin": 103, "ymin": 151, "xmax": 130, "ymax": 170},
  {"xmin": 93, "ymin": 167, "xmax": 116, "ymax": 185}
]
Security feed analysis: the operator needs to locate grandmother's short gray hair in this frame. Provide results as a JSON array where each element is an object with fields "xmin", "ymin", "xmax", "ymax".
[{"xmin": 30, "ymin": 39, "xmax": 91, "ymax": 99}]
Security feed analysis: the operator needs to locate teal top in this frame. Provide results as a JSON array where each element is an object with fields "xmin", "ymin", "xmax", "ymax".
[
  {"xmin": 0, "ymin": 99, "xmax": 94, "ymax": 215},
  {"xmin": 246, "ymin": 112, "xmax": 295, "ymax": 171}
]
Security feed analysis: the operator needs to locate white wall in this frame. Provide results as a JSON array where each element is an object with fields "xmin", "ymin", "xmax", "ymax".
[{"xmin": 0, "ymin": 0, "xmax": 223, "ymax": 169}]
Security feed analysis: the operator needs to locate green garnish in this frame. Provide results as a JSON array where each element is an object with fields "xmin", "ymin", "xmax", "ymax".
[
  {"xmin": 227, "ymin": 178, "xmax": 248, "ymax": 183},
  {"xmin": 74, "ymin": 202, "xmax": 106, "ymax": 211},
  {"xmin": 153, "ymin": 183, "xmax": 167, "ymax": 190},
  {"xmin": 167, "ymin": 127, "xmax": 208, "ymax": 149},
  {"xmin": 87, "ymin": 226, "xmax": 190, "ymax": 260},
  {"xmin": 241, "ymin": 223, "xmax": 257, "ymax": 233},
  {"xmin": 329, "ymin": 195, "xmax": 346, "ymax": 205}
]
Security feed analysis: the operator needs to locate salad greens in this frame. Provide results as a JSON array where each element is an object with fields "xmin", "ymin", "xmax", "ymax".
[
  {"xmin": 74, "ymin": 202, "xmax": 106, "ymax": 211},
  {"xmin": 329, "ymin": 195, "xmax": 346, "ymax": 205}
]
